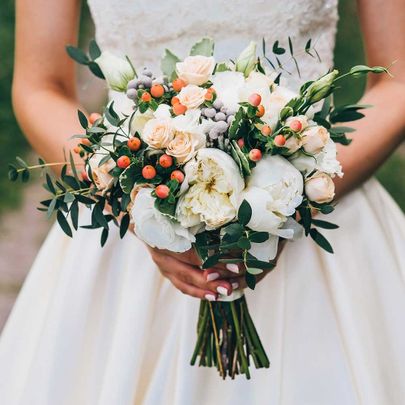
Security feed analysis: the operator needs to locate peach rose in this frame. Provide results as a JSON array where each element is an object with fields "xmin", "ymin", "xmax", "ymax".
[
  {"xmin": 305, "ymin": 172, "xmax": 335, "ymax": 203},
  {"xmin": 141, "ymin": 118, "xmax": 174, "ymax": 149},
  {"xmin": 302, "ymin": 125, "xmax": 330, "ymax": 154},
  {"xmin": 178, "ymin": 85, "xmax": 207, "ymax": 109},
  {"xmin": 176, "ymin": 55, "xmax": 215, "ymax": 85}
]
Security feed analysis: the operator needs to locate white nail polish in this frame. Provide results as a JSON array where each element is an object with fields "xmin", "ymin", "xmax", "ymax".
[
  {"xmin": 207, "ymin": 272, "xmax": 219, "ymax": 282},
  {"xmin": 226, "ymin": 263, "xmax": 239, "ymax": 273},
  {"xmin": 231, "ymin": 282, "xmax": 239, "ymax": 290},
  {"xmin": 217, "ymin": 286, "xmax": 229, "ymax": 296},
  {"xmin": 205, "ymin": 294, "xmax": 216, "ymax": 301}
]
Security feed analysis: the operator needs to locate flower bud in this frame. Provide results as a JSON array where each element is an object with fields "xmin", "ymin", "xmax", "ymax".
[
  {"xmin": 235, "ymin": 42, "xmax": 257, "ymax": 77},
  {"xmin": 95, "ymin": 51, "xmax": 135, "ymax": 92},
  {"xmin": 304, "ymin": 70, "xmax": 339, "ymax": 103},
  {"xmin": 305, "ymin": 172, "xmax": 335, "ymax": 203}
]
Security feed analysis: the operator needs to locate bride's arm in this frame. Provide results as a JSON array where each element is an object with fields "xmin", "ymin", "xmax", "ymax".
[
  {"xmin": 334, "ymin": 0, "xmax": 405, "ymax": 198},
  {"xmin": 13, "ymin": 0, "xmax": 85, "ymax": 165}
]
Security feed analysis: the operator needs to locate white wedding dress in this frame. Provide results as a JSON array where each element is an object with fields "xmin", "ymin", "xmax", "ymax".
[{"xmin": 1, "ymin": 0, "xmax": 405, "ymax": 404}]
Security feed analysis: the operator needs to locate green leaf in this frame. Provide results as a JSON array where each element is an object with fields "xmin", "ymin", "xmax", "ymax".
[
  {"xmin": 57, "ymin": 210, "xmax": 73, "ymax": 237},
  {"xmin": 100, "ymin": 228, "xmax": 109, "ymax": 247},
  {"xmin": 89, "ymin": 39, "xmax": 101, "ymax": 60},
  {"xmin": 47, "ymin": 198, "xmax": 57, "ymax": 218},
  {"xmin": 245, "ymin": 272, "xmax": 256, "ymax": 290},
  {"xmin": 119, "ymin": 164, "xmax": 137, "ymax": 194},
  {"xmin": 238, "ymin": 199, "xmax": 252, "ymax": 226},
  {"xmin": 202, "ymin": 253, "xmax": 221, "ymax": 269},
  {"xmin": 92, "ymin": 202, "xmax": 109, "ymax": 229},
  {"xmin": 21, "ymin": 169, "xmax": 30, "ymax": 183},
  {"xmin": 64, "ymin": 192, "xmax": 75, "ymax": 203},
  {"xmin": 215, "ymin": 62, "xmax": 230, "ymax": 73},
  {"xmin": 120, "ymin": 213, "xmax": 130, "ymax": 238},
  {"xmin": 310, "ymin": 228, "xmax": 334, "ymax": 253},
  {"xmin": 245, "ymin": 259, "xmax": 275, "ymax": 270},
  {"xmin": 248, "ymin": 232, "xmax": 269, "ymax": 243},
  {"xmin": 190, "ymin": 37, "xmax": 214, "ymax": 56},
  {"xmin": 312, "ymin": 219, "xmax": 339, "ymax": 229},
  {"xmin": 16, "ymin": 156, "xmax": 28, "ymax": 168},
  {"xmin": 88, "ymin": 61, "xmax": 105, "ymax": 79},
  {"xmin": 237, "ymin": 237, "xmax": 251, "ymax": 250},
  {"xmin": 319, "ymin": 204, "xmax": 335, "ymax": 214},
  {"xmin": 8, "ymin": 165, "xmax": 18, "ymax": 182},
  {"xmin": 77, "ymin": 110, "xmax": 88, "ymax": 129},
  {"xmin": 70, "ymin": 199, "xmax": 79, "ymax": 230},
  {"xmin": 161, "ymin": 49, "xmax": 180, "ymax": 81},
  {"xmin": 272, "ymin": 40, "xmax": 286, "ymax": 55},
  {"xmin": 66, "ymin": 45, "xmax": 89, "ymax": 65},
  {"xmin": 246, "ymin": 267, "xmax": 263, "ymax": 275},
  {"xmin": 45, "ymin": 173, "xmax": 56, "ymax": 194}
]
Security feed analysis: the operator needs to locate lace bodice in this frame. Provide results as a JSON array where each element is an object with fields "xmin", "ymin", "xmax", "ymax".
[{"xmin": 87, "ymin": 0, "xmax": 338, "ymax": 90}]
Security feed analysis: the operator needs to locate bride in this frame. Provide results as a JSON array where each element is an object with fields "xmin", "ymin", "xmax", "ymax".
[{"xmin": 1, "ymin": 0, "xmax": 405, "ymax": 404}]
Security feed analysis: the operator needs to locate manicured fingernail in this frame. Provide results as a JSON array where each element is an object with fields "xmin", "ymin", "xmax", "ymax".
[
  {"xmin": 226, "ymin": 263, "xmax": 239, "ymax": 273},
  {"xmin": 231, "ymin": 282, "xmax": 239, "ymax": 290},
  {"xmin": 205, "ymin": 294, "xmax": 216, "ymax": 301},
  {"xmin": 207, "ymin": 272, "xmax": 219, "ymax": 282},
  {"xmin": 217, "ymin": 286, "xmax": 229, "ymax": 296}
]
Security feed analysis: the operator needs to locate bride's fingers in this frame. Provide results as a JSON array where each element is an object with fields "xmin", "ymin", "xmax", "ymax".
[
  {"xmin": 203, "ymin": 266, "xmax": 244, "ymax": 282},
  {"xmin": 168, "ymin": 275, "xmax": 218, "ymax": 301}
]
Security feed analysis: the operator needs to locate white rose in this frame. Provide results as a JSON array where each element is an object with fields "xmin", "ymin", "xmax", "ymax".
[
  {"xmin": 176, "ymin": 148, "xmax": 244, "ymax": 229},
  {"xmin": 264, "ymin": 85, "xmax": 298, "ymax": 128},
  {"xmin": 141, "ymin": 117, "xmax": 174, "ymax": 149},
  {"xmin": 212, "ymin": 71, "xmax": 245, "ymax": 111},
  {"xmin": 95, "ymin": 51, "xmax": 135, "ymax": 92},
  {"xmin": 166, "ymin": 110, "xmax": 206, "ymax": 164},
  {"xmin": 130, "ymin": 108, "xmax": 154, "ymax": 135},
  {"xmin": 290, "ymin": 139, "xmax": 343, "ymax": 177},
  {"xmin": 87, "ymin": 153, "xmax": 116, "ymax": 191},
  {"xmin": 302, "ymin": 125, "xmax": 330, "ymax": 154},
  {"xmin": 283, "ymin": 135, "xmax": 303, "ymax": 154},
  {"xmin": 176, "ymin": 55, "xmax": 215, "ymax": 86},
  {"xmin": 131, "ymin": 188, "xmax": 195, "ymax": 252},
  {"xmin": 178, "ymin": 85, "xmax": 207, "ymax": 109},
  {"xmin": 243, "ymin": 155, "xmax": 303, "ymax": 230},
  {"xmin": 305, "ymin": 172, "xmax": 335, "ymax": 203}
]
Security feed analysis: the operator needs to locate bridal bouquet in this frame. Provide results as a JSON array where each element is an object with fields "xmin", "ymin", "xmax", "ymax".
[{"xmin": 9, "ymin": 38, "xmax": 387, "ymax": 379}]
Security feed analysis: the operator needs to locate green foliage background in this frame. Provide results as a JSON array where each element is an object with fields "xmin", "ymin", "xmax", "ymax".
[{"xmin": 0, "ymin": 0, "xmax": 403, "ymax": 216}]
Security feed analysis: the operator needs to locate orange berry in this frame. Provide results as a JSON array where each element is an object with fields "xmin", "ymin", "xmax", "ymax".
[
  {"xmin": 81, "ymin": 138, "xmax": 92, "ymax": 146},
  {"xmin": 73, "ymin": 146, "xmax": 81, "ymax": 154},
  {"xmin": 141, "ymin": 92, "xmax": 152, "ymax": 102},
  {"xmin": 256, "ymin": 105, "xmax": 265, "ymax": 117},
  {"xmin": 142, "ymin": 165, "xmax": 156, "ymax": 179},
  {"xmin": 117, "ymin": 155, "xmax": 131, "ymax": 169},
  {"xmin": 249, "ymin": 148, "xmax": 262, "ymax": 162},
  {"xmin": 171, "ymin": 96, "xmax": 180, "ymax": 106},
  {"xmin": 289, "ymin": 119, "xmax": 303, "ymax": 132},
  {"xmin": 170, "ymin": 170, "xmax": 185, "ymax": 183},
  {"xmin": 248, "ymin": 93, "xmax": 262, "ymax": 107},
  {"xmin": 155, "ymin": 184, "xmax": 170, "ymax": 199},
  {"xmin": 237, "ymin": 138, "xmax": 245, "ymax": 148},
  {"xmin": 207, "ymin": 87, "xmax": 215, "ymax": 94},
  {"xmin": 204, "ymin": 91, "xmax": 213, "ymax": 101},
  {"xmin": 151, "ymin": 84, "xmax": 165, "ymax": 98},
  {"xmin": 172, "ymin": 78, "xmax": 186, "ymax": 92},
  {"xmin": 173, "ymin": 103, "xmax": 187, "ymax": 115},
  {"xmin": 89, "ymin": 112, "xmax": 102, "ymax": 125},
  {"xmin": 159, "ymin": 154, "xmax": 173, "ymax": 168},
  {"xmin": 274, "ymin": 134, "xmax": 286, "ymax": 147},
  {"xmin": 127, "ymin": 137, "xmax": 141, "ymax": 151},
  {"xmin": 261, "ymin": 125, "xmax": 272, "ymax": 136}
]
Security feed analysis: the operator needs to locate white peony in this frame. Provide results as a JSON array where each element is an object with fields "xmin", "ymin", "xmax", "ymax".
[
  {"xmin": 176, "ymin": 55, "xmax": 215, "ymax": 86},
  {"xmin": 176, "ymin": 148, "xmax": 244, "ymax": 230},
  {"xmin": 178, "ymin": 84, "xmax": 207, "ymax": 109},
  {"xmin": 264, "ymin": 85, "xmax": 298, "ymax": 129},
  {"xmin": 212, "ymin": 71, "xmax": 245, "ymax": 111},
  {"xmin": 95, "ymin": 51, "xmax": 135, "ymax": 92},
  {"xmin": 305, "ymin": 172, "xmax": 335, "ymax": 203},
  {"xmin": 290, "ymin": 139, "xmax": 343, "ymax": 177},
  {"xmin": 131, "ymin": 188, "xmax": 195, "ymax": 252},
  {"xmin": 87, "ymin": 153, "xmax": 116, "ymax": 191}
]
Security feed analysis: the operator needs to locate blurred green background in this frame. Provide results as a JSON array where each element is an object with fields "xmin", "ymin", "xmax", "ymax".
[{"xmin": 0, "ymin": 0, "xmax": 404, "ymax": 217}]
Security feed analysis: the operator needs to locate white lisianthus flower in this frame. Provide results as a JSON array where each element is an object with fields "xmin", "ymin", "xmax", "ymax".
[
  {"xmin": 176, "ymin": 148, "xmax": 244, "ymax": 230},
  {"xmin": 176, "ymin": 55, "xmax": 215, "ymax": 86},
  {"xmin": 131, "ymin": 188, "xmax": 195, "ymax": 252},
  {"xmin": 212, "ymin": 71, "xmax": 245, "ymax": 111},
  {"xmin": 166, "ymin": 110, "xmax": 206, "ymax": 164},
  {"xmin": 178, "ymin": 85, "xmax": 207, "ymax": 109},
  {"xmin": 95, "ymin": 51, "xmax": 135, "ymax": 92},
  {"xmin": 302, "ymin": 125, "xmax": 330, "ymax": 154},
  {"xmin": 87, "ymin": 153, "xmax": 116, "ymax": 191},
  {"xmin": 305, "ymin": 172, "xmax": 335, "ymax": 203},
  {"xmin": 290, "ymin": 139, "xmax": 343, "ymax": 177}
]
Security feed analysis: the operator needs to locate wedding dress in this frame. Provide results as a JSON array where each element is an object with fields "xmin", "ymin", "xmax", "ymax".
[{"xmin": 1, "ymin": 0, "xmax": 405, "ymax": 404}]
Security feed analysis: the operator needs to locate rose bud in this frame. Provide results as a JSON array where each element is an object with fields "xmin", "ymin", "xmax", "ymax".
[
  {"xmin": 117, "ymin": 155, "xmax": 131, "ymax": 169},
  {"xmin": 155, "ymin": 184, "xmax": 170, "ymax": 199},
  {"xmin": 248, "ymin": 93, "xmax": 262, "ymax": 107},
  {"xmin": 305, "ymin": 172, "xmax": 335, "ymax": 203},
  {"xmin": 274, "ymin": 134, "xmax": 286, "ymax": 147},
  {"xmin": 170, "ymin": 170, "xmax": 185, "ymax": 183},
  {"xmin": 159, "ymin": 154, "xmax": 173, "ymax": 168},
  {"xmin": 142, "ymin": 165, "xmax": 157, "ymax": 179},
  {"xmin": 261, "ymin": 125, "xmax": 272, "ymax": 136},
  {"xmin": 89, "ymin": 112, "xmax": 102, "ymax": 125},
  {"xmin": 127, "ymin": 137, "xmax": 141, "ymax": 151},
  {"xmin": 249, "ymin": 148, "xmax": 262, "ymax": 162},
  {"xmin": 302, "ymin": 125, "xmax": 330, "ymax": 154}
]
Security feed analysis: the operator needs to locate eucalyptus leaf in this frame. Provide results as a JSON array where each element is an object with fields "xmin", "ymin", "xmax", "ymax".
[
  {"xmin": 310, "ymin": 228, "xmax": 333, "ymax": 253},
  {"xmin": 161, "ymin": 49, "xmax": 180, "ymax": 81},
  {"xmin": 190, "ymin": 37, "xmax": 214, "ymax": 56},
  {"xmin": 57, "ymin": 210, "xmax": 73, "ymax": 237}
]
